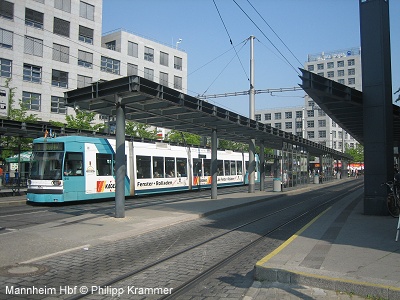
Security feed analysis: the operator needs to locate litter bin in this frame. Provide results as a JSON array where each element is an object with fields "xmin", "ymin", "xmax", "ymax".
[
  {"xmin": 336, "ymin": 172, "xmax": 341, "ymax": 179},
  {"xmin": 313, "ymin": 174, "xmax": 319, "ymax": 184},
  {"xmin": 273, "ymin": 178, "xmax": 282, "ymax": 192}
]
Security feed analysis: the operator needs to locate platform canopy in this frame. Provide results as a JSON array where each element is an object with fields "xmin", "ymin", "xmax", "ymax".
[
  {"xmin": 299, "ymin": 68, "xmax": 400, "ymax": 146},
  {"xmin": 64, "ymin": 75, "xmax": 350, "ymax": 159}
]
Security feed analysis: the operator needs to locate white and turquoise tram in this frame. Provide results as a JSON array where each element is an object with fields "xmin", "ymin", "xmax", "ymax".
[{"xmin": 27, "ymin": 136, "xmax": 259, "ymax": 203}]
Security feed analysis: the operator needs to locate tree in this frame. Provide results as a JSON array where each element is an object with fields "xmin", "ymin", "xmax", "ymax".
[
  {"xmin": 1, "ymin": 79, "xmax": 41, "ymax": 160},
  {"xmin": 345, "ymin": 144, "xmax": 364, "ymax": 163},
  {"xmin": 165, "ymin": 130, "xmax": 201, "ymax": 145},
  {"xmin": 65, "ymin": 110, "xmax": 104, "ymax": 132},
  {"xmin": 125, "ymin": 121, "xmax": 158, "ymax": 139}
]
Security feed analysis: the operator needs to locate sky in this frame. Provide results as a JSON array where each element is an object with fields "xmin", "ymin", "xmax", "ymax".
[{"xmin": 101, "ymin": 0, "xmax": 400, "ymax": 118}]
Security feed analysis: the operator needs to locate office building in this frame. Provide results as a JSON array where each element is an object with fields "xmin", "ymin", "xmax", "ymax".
[
  {"xmin": 256, "ymin": 47, "xmax": 361, "ymax": 152},
  {"xmin": 0, "ymin": 0, "xmax": 187, "ymax": 123}
]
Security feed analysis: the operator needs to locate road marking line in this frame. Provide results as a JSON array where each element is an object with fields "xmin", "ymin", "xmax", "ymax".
[
  {"xmin": 256, "ymin": 207, "xmax": 331, "ymax": 266},
  {"xmin": 21, "ymin": 244, "xmax": 91, "ymax": 264},
  {"xmin": 0, "ymin": 210, "xmax": 49, "ymax": 218}
]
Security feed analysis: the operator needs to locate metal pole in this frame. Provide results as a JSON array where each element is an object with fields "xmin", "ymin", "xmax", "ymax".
[
  {"xmin": 115, "ymin": 96, "xmax": 126, "ymax": 218},
  {"xmin": 211, "ymin": 128, "xmax": 217, "ymax": 199},
  {"xmin": 260, "ymin": 142, "xmax": 265, "ymax": 191},
  {"xmin": 248, "ymin": 35, "xmax": 255, "ymax": 193}
]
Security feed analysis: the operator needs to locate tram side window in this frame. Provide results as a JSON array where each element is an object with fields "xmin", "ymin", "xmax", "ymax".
[
  {"xmin": 97, "ymin": 153, "xmax": 112, "ymax": 176},
  {"xmin": 224, "ymin": 160, "xmax": 230, "ymax": 175},
  {"xmin": 230, "ymin": 161, "xmax": 236, "ymax": 175},
  {"xmin": 64, "ymin": 152, "xmax": 83, "ymax": 176},
  {"xmin": 217, "ymin": 160, "xmax": 223, "ymax": 175},
  {"xmin": 136, "ymin": 155, "xmax": 151, "ymax": 178},
  {"xmin": 193, "ymin": 158, "xmax": 202, "ymax": 176},
  {"xmin": 176, "ymin": 157, "xmax": 187, "ymax": 177},
  {"xmin": 153, "ymin": 156, "xmax": 164, "ymax": 178},
  {"xmin": 237, "ymin": 161, "xmax": 243, "ymax": 175},
  {"xmin": 165, "ymin": 157, "xmax": 175, "ymax": 177},
  {"xmin": 203, "ymin": 159, "xmax": 211, "ymax": 176}
]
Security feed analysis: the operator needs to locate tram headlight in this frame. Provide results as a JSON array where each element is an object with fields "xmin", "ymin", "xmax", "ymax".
[{"xmin": 52, "ymin": 180, "xmax": 62, "ymax": 186}]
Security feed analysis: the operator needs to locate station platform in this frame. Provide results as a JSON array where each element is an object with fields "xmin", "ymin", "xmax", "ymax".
[
  {"xmin": 249, "ymin": 184, "xmax": 400, "ymax": 300},
  {"xmin": 0, "ymin": 178, "xmax": 399, "ymax": 299}
]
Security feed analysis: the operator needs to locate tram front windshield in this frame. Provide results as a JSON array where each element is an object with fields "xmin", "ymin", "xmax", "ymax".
[{"xmin": 30, "ymin": 152, "xmax": 64, "ymax": 180}]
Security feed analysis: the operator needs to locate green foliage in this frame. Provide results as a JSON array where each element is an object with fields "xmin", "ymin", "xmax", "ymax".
[
  {"xmin": 49, "ymin": 120, "xmax": 66, "ymax": 128},
  {"xmin": 65, "ymin": 110, "xmax": 104, "ymax": 132},
  {"xmin": 125, "ymin": 121, "xmax": 158, "ymax": 139},
  {"xmin": 345, "ymin": 144, "xmax": 364, "ymax": 162},
  {"xmin": 1, "ymin": 79, "xmax": 41, "ymax": 160},
  {"xmin": 165, "ymin": 130, "xmax": 201, "ymax": 145}
]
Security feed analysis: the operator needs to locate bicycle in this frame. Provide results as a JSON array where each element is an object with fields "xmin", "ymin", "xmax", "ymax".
[{"xmin": 382, "ymin": 181, "xmax": 400, "ymax": 217}]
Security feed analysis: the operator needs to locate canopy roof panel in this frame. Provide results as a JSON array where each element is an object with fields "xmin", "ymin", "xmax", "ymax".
[{"xmin": 64, "ymin": 75, "xmax": 350, "ymax": 159}]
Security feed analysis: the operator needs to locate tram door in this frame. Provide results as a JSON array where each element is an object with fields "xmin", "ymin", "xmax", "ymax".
[{"xmin": 63, "ymin": 152, "xmax": 85, "ymax": 200}]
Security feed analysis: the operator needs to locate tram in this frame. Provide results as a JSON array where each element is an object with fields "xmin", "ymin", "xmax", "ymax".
[{"xmin": 26, "ymin": 136, "xmax": 259, "ymax": 203}]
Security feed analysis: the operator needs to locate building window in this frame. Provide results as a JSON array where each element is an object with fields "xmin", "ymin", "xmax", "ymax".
[
  {"xmin": 53, "ymin": 17, "xmax": 70, "ymax": 37},
  {"xmin": 327, "ymin": 62, "xmax": 334, "ymax": 69},
  {"xmin": 332, "ymin": 131, "xmax": 336, "ymax": 138},
  {"xmin": 307, "ymin": 110, "xmax": 314, "ymax": 117},
  {"xmin": 337, "ymin": 70, "xmax": 344, "ymax": 77},
  {"xmin": 101, "ymin": 56, "xmax": 120, "ymax": 74},
  {"xmin": 144, "ymin": 67, "xmax": 154, "ymax": 81},
  {"xmin": 0, "ymin": 0, "xmax": 13, "ymax": 20},
  {"xmin": 0, "ymin": 58, "xmax": 11, "ymax": 77},
  {"xmin": 307, "ymin": 65, "xmax": 314, "ymax": 71},
  {"xmin": 0, "ymin": 28, "xmax": 12, "ymax": 49},
  {"xmin": 317, "ymin": 63, "xmax": 324, "ymax": 70},
  {"xmin": 52, "ymin": 69, "xmax": 68, "ymax": 88},
  {"xmin": 319, "ymin": 130, "xmax": 326, "ymax": 138},
  {"xmin": 105, "ymin": 40, "xmax": 116, "ymax": 51},
  {"xmin": 255, "ymin": 114, "xmax": 261, "ymax": 121},
  {"xmin": 80, "ymin": 1, "xmax": 94, "ymax": 21},
  {"xmin": 127, "ymin": 63, "xmax": 138, "ymax": 76},
  {"xmin": 318, "ymin": 109, "xmax": 326, "ymax": 117},
  {"xmin": 307, "ymin": 131, "xmax": 314, "ymax": 139},
  {"xmin": 285, "ymin": 111, "xmax": 292, "ymax": 119},
  {"xmin": 78, "ymin": 50, "xmax": 93, "ymax": 68},
  {"xmin": 53, "ymin": 43, "xmax": 69, "ymax": 63},
  {"xmin": 160, "ymin": 71, "xmax": 168, "ymax": 86},
  {"xmin": 348, "ymin": 59, "xmax": 355, "ymax": 66},
  {"xmin": 22, "ymin": 91, "xmax": 41, "ymax": 111},
  {"xmin": 274, "ymin": 112, "xmax": 281, "ymax": 120},
  {"xmin": 127, "ymin": 41, "xmax": 138, "ymax": 57},
  {"xmin": 174, "ymin": 76, "xmax": 182, "ymax": 90},
  {"xmin": 332, "ymin": 121, "xmax": 336, "ymax": 127},
  {"xmin": 51, "ymin": 96, "xmax": 66, "ymax": 114},
  {"xmin": 25, "ymin": 8, "xmax": 44, "ymax": 29},
  {"xmin": 295, "ymin": 111, "xmax": 302, "ymax": 118},
  {"xmin": 337, "ymin": 60, "xmax": 344, "ymax": 67},
  {"xmin": 274, "ymin": 123, "xmax": 281, "ymax": 129},
  {"xmin": 296, "ymin": 121, "xmax": 302, "ymax": 129},
  {"xmin": 348, "ymin": 78, "xmax": 355, "ymax": 85},
  {"xmin": 317, "ymin": 72, "xmax": 324, "ymax": 76},
  {"xmin": 79, "ymin": 25, "xmax": 93, "ymax": 44},
  {"xmin": 327, "ymin": 71, "xmax": 334, "ymax": 78},
  {"xmin": 338, "ymin": 79, "xmax": 345, "ymax": 84},
  {"xmin": 285, "ymin": 122, "xmax": 292, "ymax": 129},
  {"xmin": 308, "ymin": 100, "xmax": 314, "ymax": 107},
  {"xmin": 77, "ymin": 74, "xmax": 92, "ymax": 88},
  {"xmin": 54, "ymin": 0, "xmax": 71, "ymax": 12},
  {"xmin": 318, "ymin": 119, "xmax": 326, "ymax": 127},
  {"xmin": 24, "ymin": 36, "xmax": 43, "ymax": 56},
  {"xmin": 264, "ymin": 113, "xmax": 271, "ymax": 120},
  {"xmin": 144, "ymin": 46, "xmax": 154, "ymax": 62},
  {"xmin": 348, "ymin": 68, "xmax": 355, "ymax": 75},
  {"xmin": 307, "ymin": 120, "xmax": 314, "ymax": 128},
  {"xmin": 23, "ymin": 64, "xmax": 41, "ymax": 83},
  {"xmin": 160, "ymin": 51, "xmax": 169, "ymax": 67},
  {"xmin": 174, "ymin": 56, "xmax": 182, "ymax": 70}
]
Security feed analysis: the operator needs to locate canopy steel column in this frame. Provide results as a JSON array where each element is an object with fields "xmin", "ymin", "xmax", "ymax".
[
  {"xmin": 360, "ymin": 0, "xmax": 393, "ymax": 215},
  {"xmin": 248, "ymin": 35, "xmax": 255, "ymax": 193},
  {"xmin": 211, "ymin": 128, "xmax": 217, "ymax": 199},
  {"xmin": 115, "ymin": 98, "xmax": 126, "ymax": 218}
]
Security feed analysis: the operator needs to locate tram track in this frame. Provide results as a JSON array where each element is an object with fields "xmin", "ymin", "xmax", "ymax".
[{"xmin": 64, "ymin": 180, "xmax": 363, "ymax": 300}]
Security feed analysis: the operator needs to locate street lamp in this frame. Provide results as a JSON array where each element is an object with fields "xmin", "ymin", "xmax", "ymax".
[{"xmin": 176, "ymin": 38, "xmax": 182, "ymax": 49}]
